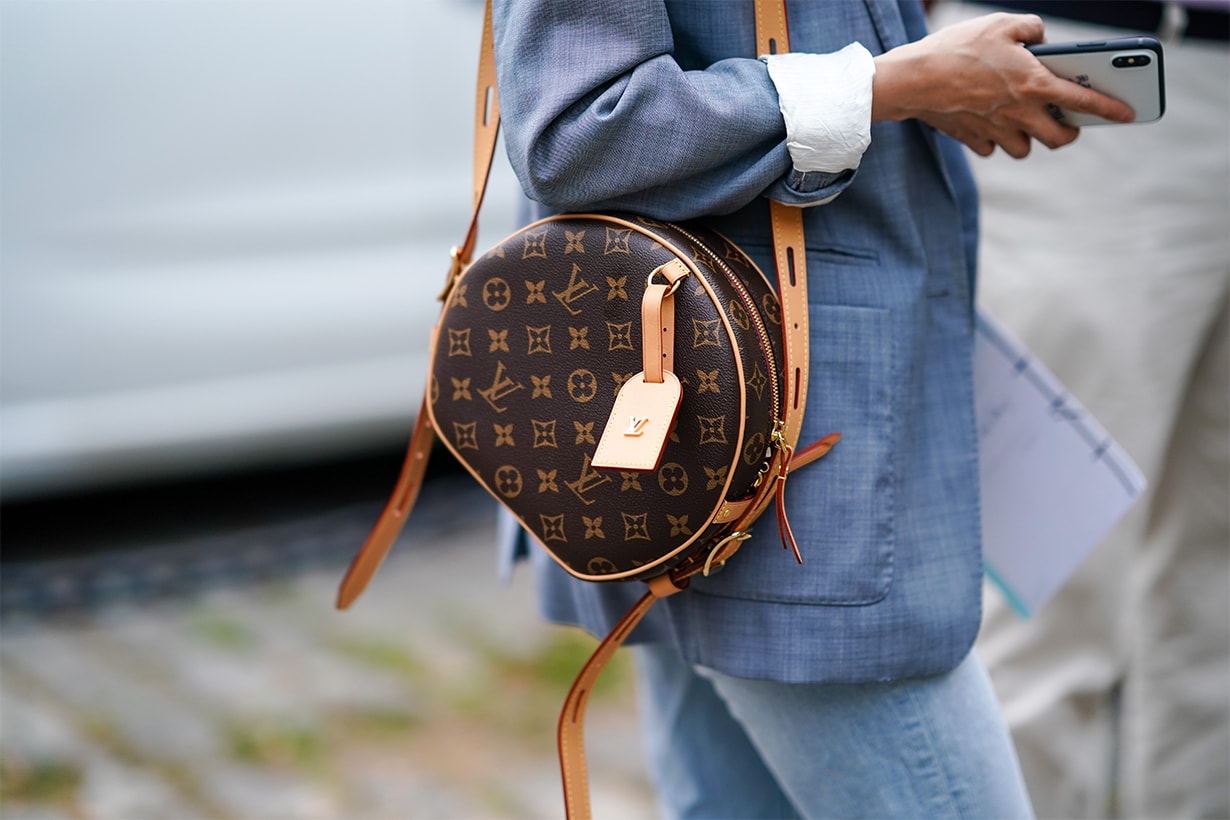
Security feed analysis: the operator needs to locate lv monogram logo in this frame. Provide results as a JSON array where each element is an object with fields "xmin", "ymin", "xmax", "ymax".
[
  {"xmin": 478, "ymin": 360, "xmax": 524, "ymax": 413},
  {"xmin": 623, "ymin": 416, "xmax": 650, "ymax": 436},
  {"xmin": 566, "ymin": 454, "xmax": 612, "ymax": 506},
  {"xmin": 553, "ymin": 262, "xmax": 599, "ymax": 316}
]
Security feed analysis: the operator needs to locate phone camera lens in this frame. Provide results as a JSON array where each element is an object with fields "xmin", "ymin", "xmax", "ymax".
[{"xmin": 1112, "ymin": 54, "xmax": 1151, "ymax": 68}]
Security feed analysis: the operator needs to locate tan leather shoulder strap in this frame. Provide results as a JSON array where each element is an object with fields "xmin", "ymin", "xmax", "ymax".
[
  {"xmin": 335, "ymin": 2, "xmax": 502, "ymax": 610},
  {"xmin": 459, "ymin": 2, "xmax": 501, "ymax": 266},
  {"xmin": 558, "ymin": 3, "xmax": 804, "ymax": 818},
  {"xmin": 770, "ymin": 199, "xmax": 809, "ymax": 452},
  {"xmin": 558, "ymin": 575, "xmax": 686, "ymax": 819},
  {"xmin": 752, "ymin": 0, "xmax": 810, "ymax": 457},
  {"xmin": 336, "ymin": 398, "xmax": 436, "ymax": 609}
]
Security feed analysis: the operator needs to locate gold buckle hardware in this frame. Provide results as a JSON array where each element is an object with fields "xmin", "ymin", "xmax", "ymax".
[
  {"xmin": 646, "ymin": 261, "xmax": 689, "ymax": 296},
  {"xmin": 438, "ymin": 246, "xmax": 467, "ymax": 302},
  {"xmin": 703, "ymin": 531, "xmax": 752, "ymax": 577}
]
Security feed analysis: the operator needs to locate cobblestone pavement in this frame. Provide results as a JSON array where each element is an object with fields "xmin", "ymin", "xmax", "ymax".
[{"xmin": 0, "ymin": 475, "xmax": 657, "ymax": 819}]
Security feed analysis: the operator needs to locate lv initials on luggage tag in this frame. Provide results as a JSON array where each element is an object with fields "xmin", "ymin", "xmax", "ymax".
[{"xmin": 591, "ymin": 371, "xmax": 682, "ymax": 471}]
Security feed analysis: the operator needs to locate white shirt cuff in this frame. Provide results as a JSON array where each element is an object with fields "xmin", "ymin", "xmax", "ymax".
[{"xmin": 762, "ymin": 43, "xmax": 875, "ymax": 175}]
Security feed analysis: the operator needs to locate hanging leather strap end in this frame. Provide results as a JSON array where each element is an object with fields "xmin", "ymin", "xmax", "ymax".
[{"xmin": 336, "ymin": 400, "xmax": 437, "ymax": 609}]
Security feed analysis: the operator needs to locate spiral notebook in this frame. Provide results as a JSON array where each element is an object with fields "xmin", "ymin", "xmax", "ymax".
[{"xmin": 975, "ymin": 307, "xmax": 1147, "ymax": 617}]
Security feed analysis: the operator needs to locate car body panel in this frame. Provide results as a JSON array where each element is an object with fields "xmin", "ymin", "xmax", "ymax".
[{"xmin": 1, "ymin": 0, "xmax": 520, "ymax": 498}]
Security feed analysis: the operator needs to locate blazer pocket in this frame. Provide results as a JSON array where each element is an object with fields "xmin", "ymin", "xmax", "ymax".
[{"xmin": 696, "ymin": 303, "xmax": 897, "ymax": 606}]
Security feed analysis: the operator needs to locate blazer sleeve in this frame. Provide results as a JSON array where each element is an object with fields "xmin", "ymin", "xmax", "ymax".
[{"xmin": 491, "ymin": 0, "xmax": 857, "ymax": 221}]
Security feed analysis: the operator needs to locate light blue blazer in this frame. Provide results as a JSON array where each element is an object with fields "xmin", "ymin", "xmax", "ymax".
[{"xmin": 492, "ymin": 0, "xmax": 984, "ymax": 684}]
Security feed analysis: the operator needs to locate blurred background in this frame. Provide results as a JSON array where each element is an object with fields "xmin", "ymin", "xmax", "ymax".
[
  {"xmin": 0, "ymin": 0, "xmax": 653, "ymax": 816},
  {"xmin": 2, "ymin": 0, "xmax": 518, "ymax": 497}
]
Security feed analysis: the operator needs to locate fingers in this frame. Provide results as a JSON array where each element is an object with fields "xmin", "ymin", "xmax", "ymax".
[
  {"xmin": 966, "ymin": 116, "xmax": 1035, "ymax": 158},
  {"xmin": 975, "ymin": 127, "xmax": 1032, "ymax": 159},
  {"xmin": 1023, "ymin": 42, "xmax": 1136, "ymax": 124},
  {"xmin": 932, "ymin": 114, "xmax": 1032, "ymax": 159},
  {"xmin": 956, "ymin": 129, "xmax": 996, "ymax": 157},
  {"xmin": 1050, "ymin": 81, "xmax": 1136, "ymax": 124},
  {"xmin": 1029, "ymin": 116, "xmax": 1081, "ymax": 150},
  {"xmin": 1008, "ymin": 101, "xmax": 1082, "ymax": 149},
  {"xmin": 997, "ymin": 130, "xmax": 1033, "ymax": 159}
]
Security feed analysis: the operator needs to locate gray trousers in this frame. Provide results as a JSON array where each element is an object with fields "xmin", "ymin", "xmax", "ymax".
[{"xmin": 932, "ymin": 3, "xmax": 1230, "ymax": 817}]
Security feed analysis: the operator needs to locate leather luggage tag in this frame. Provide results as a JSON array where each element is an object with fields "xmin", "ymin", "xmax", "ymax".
[{"xmin": 591, "ymin": 372, "xmax": 682, "ymax": 471}]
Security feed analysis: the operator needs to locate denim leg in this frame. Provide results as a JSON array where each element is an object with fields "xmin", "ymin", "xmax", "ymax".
[
  {"xmin": 697, "ymin": 651, "xmax": 1035, "ymax": 819},
  {"xmin": 635, "ymin": 644, "xmax": 801, "ymax": 819}
]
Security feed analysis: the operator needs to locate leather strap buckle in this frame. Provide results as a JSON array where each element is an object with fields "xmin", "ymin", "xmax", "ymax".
[
  {"xmin": 646, "ymin": 259, "xmax": 689, "ymax": 296},
  {"xmin": 438, "ymin": 246, "xmax": 466, "ymax": 301},
  {"xmin": 703, "ymin": 530, "xmax": 752, "ymax": 577}
]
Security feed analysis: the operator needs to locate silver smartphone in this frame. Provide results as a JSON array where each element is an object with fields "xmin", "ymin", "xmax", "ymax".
[{"xmin": 1028, "ymin": 36, "xmax": 1165, "ymax": 126}]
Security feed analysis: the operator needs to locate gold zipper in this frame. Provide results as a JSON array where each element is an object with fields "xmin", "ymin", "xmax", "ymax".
[{"xmin": 665, "ymin": 223, "xmax": 782, "ymax": 426}]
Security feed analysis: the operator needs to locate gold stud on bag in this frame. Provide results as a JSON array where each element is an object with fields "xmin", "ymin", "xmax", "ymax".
[{"xmin": 336, "ymin": 3, "xmax": 839, "ymax": 818}]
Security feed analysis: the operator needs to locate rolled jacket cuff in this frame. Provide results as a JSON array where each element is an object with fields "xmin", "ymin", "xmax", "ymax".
[
  {"xmin": 763, "ymin": 43, "xmax": 875, "ymax": 176},
  {"xmin": 765, "ymin": 167, "xmax": 855, "ymax": 208}
]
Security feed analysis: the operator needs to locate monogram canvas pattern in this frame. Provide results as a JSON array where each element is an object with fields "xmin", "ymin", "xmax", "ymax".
[{"xmin": 429, "ymin": 215, "xmax": 784, "ymax": 581}]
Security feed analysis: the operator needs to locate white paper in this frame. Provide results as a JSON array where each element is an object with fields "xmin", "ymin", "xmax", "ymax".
[{"xmin": 975, "ymin": 307, "xmax": 1146, "ymax": 617}]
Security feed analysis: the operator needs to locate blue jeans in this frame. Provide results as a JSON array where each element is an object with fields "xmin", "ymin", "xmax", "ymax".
[{"xmin": 635, "ymin": 644, "xmax": 1034, "ymax": 819}]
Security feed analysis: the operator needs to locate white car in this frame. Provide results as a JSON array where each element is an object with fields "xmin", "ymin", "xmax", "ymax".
[{"xmin": 0, "ymin": 0, "xmax": 521, "ymax": 500}]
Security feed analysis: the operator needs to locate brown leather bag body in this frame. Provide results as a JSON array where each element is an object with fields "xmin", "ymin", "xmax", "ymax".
[{"xmin": 430, "ymin": 214, "xmax": 787, "ymax": 581}]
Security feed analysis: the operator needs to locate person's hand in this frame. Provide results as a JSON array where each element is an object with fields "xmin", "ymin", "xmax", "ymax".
[{"xmin": 871, "ymin": 13, "xmax": 1135, "ymax": 157}]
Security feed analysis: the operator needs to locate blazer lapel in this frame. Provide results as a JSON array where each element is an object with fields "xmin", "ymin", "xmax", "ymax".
[
  {"xmin": 866, "ymin": 0, "xmax": 962, "ymax": 202},
  {"xmin": 861, "ymin": 0, "xmax": 909, "ymax": 51}
]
